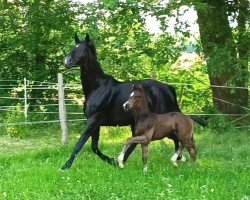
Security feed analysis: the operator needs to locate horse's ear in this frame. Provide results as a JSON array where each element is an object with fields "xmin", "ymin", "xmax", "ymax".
[
  {"xmin": 131, "ymin": 84, "xmax": 136, "ymax": 90},
  {"xmin": 75, "ymin": 33, "xmax": 80, "ymax": 44},
  {"xmin": 85, "ymin": 33, "xmax": 90, "ymax": 43}
]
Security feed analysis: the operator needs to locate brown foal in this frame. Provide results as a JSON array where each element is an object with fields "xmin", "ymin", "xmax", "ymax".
[{"xmin": 118, "ymin": 84, "xmax": 197, "ymax": 172}]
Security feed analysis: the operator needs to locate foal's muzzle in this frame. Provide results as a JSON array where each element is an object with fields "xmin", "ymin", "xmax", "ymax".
[{"xmin": 123, "ymin": 101, "xmax": 130, "ymax": 112}]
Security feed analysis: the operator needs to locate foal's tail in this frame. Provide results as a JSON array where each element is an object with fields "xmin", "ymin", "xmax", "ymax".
[{"xmin": 189, "ymin": 115, "xmax": 207, "ymax": 127}]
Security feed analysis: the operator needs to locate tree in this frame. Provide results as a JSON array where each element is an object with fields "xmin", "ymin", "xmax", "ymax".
[
  {"xmin": 0, "ymin": 0, "xmax": 77, "ymax": 106},
  {"xmin": 150, "ymin": 0, "xmax": 249, "ymax": 114},
  {"xmin": 194, "ymin": 0, "xmax": 249, "ymax": 114}
]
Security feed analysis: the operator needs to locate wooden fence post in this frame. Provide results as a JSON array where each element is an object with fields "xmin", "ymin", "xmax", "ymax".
[{"xmin": 58, "ymin": 73, "xmax": 68, "ymax": 145}]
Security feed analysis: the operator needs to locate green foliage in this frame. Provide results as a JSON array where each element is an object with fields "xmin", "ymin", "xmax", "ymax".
[
  {"xmin": 5, "ymin": 105, "xmax": 29, "ymax": 138},
  {"xmin": 0, "ymin": 0, "xmax": 248, "ymax": 116}
]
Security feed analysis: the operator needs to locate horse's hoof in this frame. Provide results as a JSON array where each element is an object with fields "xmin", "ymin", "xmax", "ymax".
[
  {"xmin": 58, "ymin": 168, "xmax": 66, "ymax": 173},
  {"xmin": 108, "ymin": 158, "xmax": 118, "ymax": 166},
  {"xmin": 118, "ymin": 159, "xmax": 124, "ymax": 168},
  {"xmin": 143, "ymin": 166, "xmax": 148, "ymax": 173},
  {"xmin": 60, "ymin": 163, "xmax": 71, "ymax": 171}
]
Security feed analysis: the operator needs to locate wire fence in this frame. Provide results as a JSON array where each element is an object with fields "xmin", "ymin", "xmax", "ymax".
[{"xmin": 0, "ymin": 77, "xmax": 249, "ymax": 129}]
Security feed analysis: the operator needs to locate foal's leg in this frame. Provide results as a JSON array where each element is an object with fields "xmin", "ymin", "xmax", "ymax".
[
  {"xmin": 91, "ymin": 127, "xmax": 116, "ymax": 166},
  {"xmin": 185, "ymin": 138, "xmax": 197, "ymax": 162},
  {"xmin": 118, "ymin": 135, "xmax": 148, "ymax": 168},
  {"xmin": 141, "ymin": 144, "xmax": 149, "ymax": 172}
]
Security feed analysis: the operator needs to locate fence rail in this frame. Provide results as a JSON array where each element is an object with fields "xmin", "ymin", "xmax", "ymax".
[{"xmin": 0, "ymin": 77, "xmax": 249, "ymax": 131}]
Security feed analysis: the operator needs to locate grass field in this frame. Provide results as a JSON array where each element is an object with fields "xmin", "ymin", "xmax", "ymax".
[{"xmin": 0, "ymin": 124, "xmax": 249, "ymax": 200}]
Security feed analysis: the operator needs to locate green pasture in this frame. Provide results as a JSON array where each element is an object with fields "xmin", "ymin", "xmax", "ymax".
[{"xmin": 0, "ymin": 124, "xmax": 249, "ymax": 200}]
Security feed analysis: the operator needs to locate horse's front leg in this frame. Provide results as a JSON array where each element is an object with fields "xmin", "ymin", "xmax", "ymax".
[
  {"xmin": 61, "ymin": 128, "xmax": 92, "ymax": 170},
  {"xmin": 91, "ymin": 128, "xmax": 117, "ymax": 166},
  {"xmin": 61, "ymin": 113, "xmax": 101, "ymax": 170},
  {"xmin": 118, "ymin": 142, "xmax": 131, "ymax": 168}
]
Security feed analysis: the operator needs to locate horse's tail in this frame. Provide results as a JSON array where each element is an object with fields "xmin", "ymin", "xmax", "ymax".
[
  {"xmin": 168, "ymin": 85, "xmax": 181, "ymax": 112},
  {"xmin": 189, "ymin": 115, "xmax": 207, "ymax": 127},
  {"xmin": 168, "ymin": 84, "xmax": 207, "ymax": 127}
]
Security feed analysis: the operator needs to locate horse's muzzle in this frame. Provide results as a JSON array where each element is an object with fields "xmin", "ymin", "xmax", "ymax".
[{"xmin": 65, "ymin": 55, "xmax": 73, "ymax": 68}]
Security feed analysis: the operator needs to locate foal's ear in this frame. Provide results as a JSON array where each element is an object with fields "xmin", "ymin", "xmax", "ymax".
[
  {"xmin": 75, "ymin": 33, "xmax": 80, "ymax": 44},
  {"xmin": 138, "ymin": 84, "xmax": 143, "ymax": 91},
  {"xmin": 132, "ymin": 84, "xmax": 143, "ymax": 91}
]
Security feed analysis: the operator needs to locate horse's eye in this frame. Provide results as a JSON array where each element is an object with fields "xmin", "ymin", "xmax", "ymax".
[{"xmin": 83, "ymin": 49, "xmax": 87, "ymax": 52}]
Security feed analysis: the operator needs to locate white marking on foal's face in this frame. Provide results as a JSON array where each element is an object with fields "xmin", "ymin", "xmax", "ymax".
[
  {"xmin": 130, "ymin": 91, "xmax": 134, "ymax": 97},
  {"xmin": 75, "ymin": 44, "xmax": 80, "ymax": 48},
  {"xmin": 123, "ymin": 101, "xmax": 128, "ymax": 110}
]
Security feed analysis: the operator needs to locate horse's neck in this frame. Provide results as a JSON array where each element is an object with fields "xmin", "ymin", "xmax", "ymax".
[{"xmin": 80, "ymin": 60, "xmax": 105, "ymax": 98}]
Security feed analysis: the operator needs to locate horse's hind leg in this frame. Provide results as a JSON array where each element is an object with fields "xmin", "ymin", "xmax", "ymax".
[
  {"xmin": 91, "ymin": 127, "xmax": 116, "ymax": 166},
  {"xmin": 168, "ymin": 131, "xmax": 185, "ymax": 161},
  {"xmin": 171, "ymin": 143, "xmax": 184, "ymax": 167}
]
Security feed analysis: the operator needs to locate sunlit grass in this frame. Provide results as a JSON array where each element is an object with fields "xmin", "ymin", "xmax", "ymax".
[{"xmin": 0, "ymin": 125, "xmax": 249, "ymax": 199}]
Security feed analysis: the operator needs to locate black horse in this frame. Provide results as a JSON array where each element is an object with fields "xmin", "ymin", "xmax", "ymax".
[{"xmin": 61, "ymin": 33, "xmax": 206, "ymax": 170}]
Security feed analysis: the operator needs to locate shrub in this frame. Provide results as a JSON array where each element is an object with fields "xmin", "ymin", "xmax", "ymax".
[{"xmin": 5, "ymin": 104, "xmax": 29, "ymax": 138}]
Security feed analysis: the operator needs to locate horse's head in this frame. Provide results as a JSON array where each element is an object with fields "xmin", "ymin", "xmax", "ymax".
[
  {"xmin": 123, "ymin": 84, "xmax": 147, "ymax": 112},
  {"xmin": 64, "ymin": 33, "xmax": 96, "ymax": 69}
]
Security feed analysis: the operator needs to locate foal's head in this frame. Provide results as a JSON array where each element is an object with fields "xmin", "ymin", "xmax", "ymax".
[
  {"xmin": 64, "ymin": 33, "xmax": 97, "ymax": 69},
  {"xmin": 123, "ymin": 84, "xmax": 148, "ymax": 113}
]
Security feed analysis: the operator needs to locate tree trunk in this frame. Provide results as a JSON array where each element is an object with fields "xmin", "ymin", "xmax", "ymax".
[
  {"xmin": 195, "ymin": 0, "xmax": 248, "ymax": 114},
  {"xmin": 236, "ymin": 0, "xmax": 249, "ymax": 109}
]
